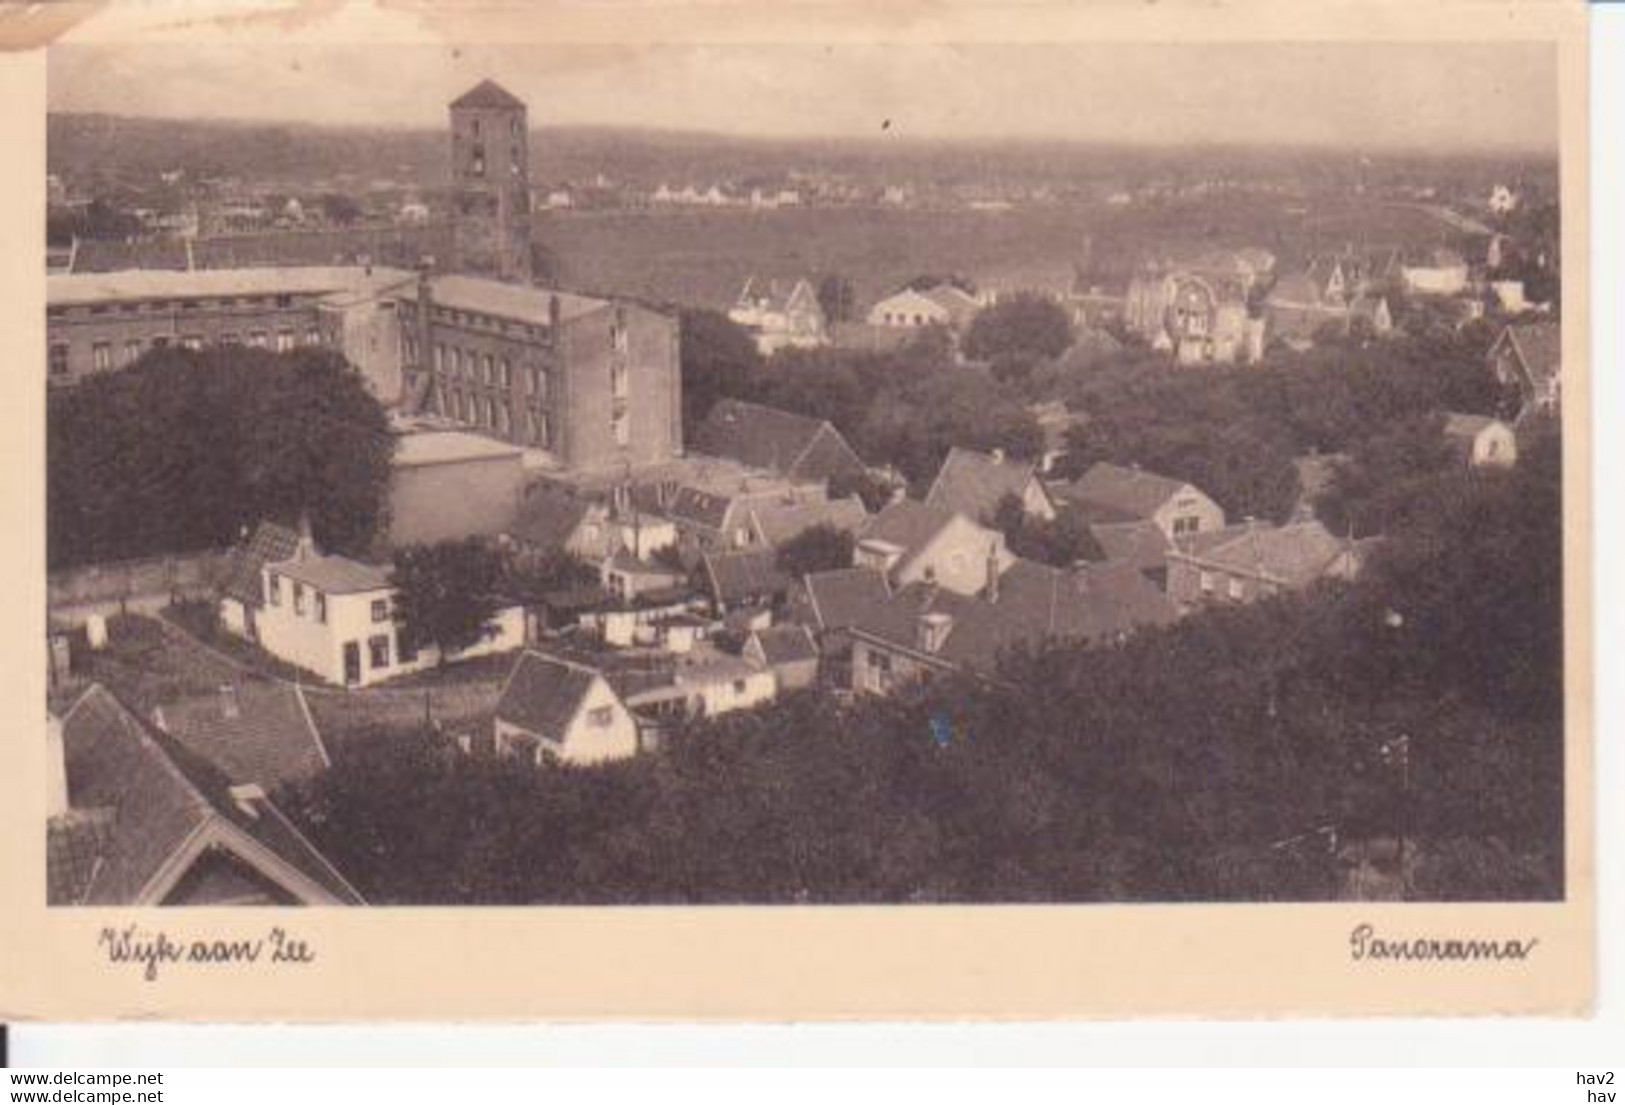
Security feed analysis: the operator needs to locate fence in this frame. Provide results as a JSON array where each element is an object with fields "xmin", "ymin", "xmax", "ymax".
[{"xmin": 48, "ymin": 549, "xmax": 229, "ymax": 626}]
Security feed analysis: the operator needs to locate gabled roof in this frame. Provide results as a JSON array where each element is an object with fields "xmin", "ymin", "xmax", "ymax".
[
  {"xmin": 858, "ymin": 499, "xmax": 960, "ymax": 560},
  {"xmin": 1493, "ymin": 322, "xmax": 1561, "ymax": 390},
  {"xmin": 924, "ymin": 447, "xmax": 1049, "ymax": 525},
  {"xmin": 157, "ymin": 681, "xmax": 329, "ymax": 792},
  {"xmin": 748, "ymin": 624, "xmax": 820, "ymax": 667},
  {"xmin": 270, "ymin": 551, "xmax": 391, "ymax": 595},
  {"xmin": 1066, "ymin": 462, "xmax": 1198, "ymax": 523},
  {"xmin": 694, "ymin": 398, "xmax": 834, "ymax": 476},
  {"xmin": 221, "ymin": 521, "xmax": 301, "ymax": 609},
  {"xmin": 748, "ymin": 494, "xmax": 869, "ymax": 547},
  {"xmin": 509, "ymin": 485, "xmax": 597, "ymax": 550},
  {"xmin": 450, "ymin": 79, "xmax": 527, "ymax": 112},
  {"xmin": 494, "ymin": 651, "xmax": 604, "ymax": 743},
  {"xmin": 848, "ymin": 556, "xmax": 1175, "ymax": 675},
  {"xmin": 54, "ymin": 685, "xmax": 363, "ymax": 906},
  {"xmin": 736, "ymin": 276, "xmax": 820, "ymax": 315},
  {"xmin": 702, "ymin": 548, "xmax": 792, "ymax": 606},
  {"xmin": 1174, "ymin": 520, "xmax": 1352, "ymax": 588},
  {"xmin": 800, "ymin": 566, "xmax": 893, "ymax": 631}
]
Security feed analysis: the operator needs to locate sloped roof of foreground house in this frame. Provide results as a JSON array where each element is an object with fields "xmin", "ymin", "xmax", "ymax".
[
  {"xmin": 508, "ymin": 485, "xmax": 597, "ymax": 551},
  {"xmin": 748, "ymin": 624, "xmax": 820, "ymax": 667},
  {"xmin": 858, "ymin": 499, "xmax": 962, "ymax": 560},
  {"xmin": 748, "ymin": 494, "xmax": 869, "ymax": 547},
  {"xmin": 51, "ymin": 685, "xmax": 363, "ymax": 906},
  {"xmin": 799, "ymin": 566, "xmax": 893, "ymax": 632},
  {"xmin": 156, "ymin": 680, "xmax": 330, "ymax": 793},
  {"xmin": 494, "ymin": 651, "xmax": 607, "ymax": 742},
  {"xmin": 221, "ymin": 520, "xmax": 302, "ymax": 608},
  {"xmin": 695, "ymin": 398, "xmax": 849, "ymax": 477},
  {"xmin": 1174, "ymin": 520, "xmax": 1354, "ymax": 588},
  {"xmin": 703, "ymin": 548, "xmax": 793, "ymax": 607}
]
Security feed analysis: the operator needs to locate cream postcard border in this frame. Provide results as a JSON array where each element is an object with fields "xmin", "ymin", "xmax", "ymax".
[{"xmin": 0, "ymin": 0, "xmax": 1593, "ymax": 1021}]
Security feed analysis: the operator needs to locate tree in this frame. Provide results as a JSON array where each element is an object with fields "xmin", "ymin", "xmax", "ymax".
[
  {"xmin": 48, "ymin": 345, "xmax": 394, "ymax": 569},
  {"xmin": 962, "ymin": 293, "xmax": 1075, "ymax": 362},
  {"xmin": 679, "ymin": 309, "xmax": 763, "ymax": 434},
  {"xmin": 320, "ymin": 192, "xmax": 364, "ymax": 226},
  {"xmin": 816, "ymin": 274, "xmax": 856, "ymax": 324},
  {"xmin": 390, "ymin": 539, "xmax": 508, "ymax": 663},
  {"xmin": 774, "ymin": 524, "xmax": 856, "ymax": 578}
]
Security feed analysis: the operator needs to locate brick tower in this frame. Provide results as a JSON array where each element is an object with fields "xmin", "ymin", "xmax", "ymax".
[{"xmin": 448, "ymin": 79, "xmax": 533, "ymax": 283}]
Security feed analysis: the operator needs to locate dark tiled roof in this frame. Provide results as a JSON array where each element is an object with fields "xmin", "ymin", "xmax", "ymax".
[
  {"xmin": 46, "ymin": 809, "xmax": 114, "ymax": 907},
  {"xmin": 800, "ymin": 566, "xmax": 892, "ymax": 631},
  {"xmin": 703, "ymin": 548, "xmax": 792, "ymax": 606},
  {"xmin": 494, "ymin": 651, "xmax": 602, "ymax": 742},
  {"xmin": 158, "ymin": 681, "xmax": 328, "ymax": 792},
  {"xmin": 1089, "ymin": 519, "xmax": 1173, "ymax": 574},
  {"xmin": 57, "ymin": 685, "xmax": 362, "ymax": 905},
  {"xmin": 849, "ymin": 557, "xmax": 1176, "ymax": 675},
  {"xmin": 1066, "ymin": 463, "xmax": 1194, "ymax": 522},
  {"xmin": 450, "ymin": 79, "xmax": 527, "ymax": 111},
  {"xmin": 749, "ymin": 624, "xmax": 819, "ymax": 666},
  {"xmin": 221, "ymin": 521, "xmax": 301, "ymax": 608},
  {"xmin": 509, "ymin": 486, "xmax": 594, "ymax": 550},
  {"xmin": 694, "ymin": 399, "xmax": 829, "ymax": 475},
  {"xmin": 924, "ymin": 447, "xmax": 1046, "ymax": 524}
]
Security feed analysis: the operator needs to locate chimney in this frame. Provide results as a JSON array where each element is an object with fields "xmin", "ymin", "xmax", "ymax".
[
  {"xmin": 228, "ymin": 783, "xmax": 266, "ymax": 820},
  {"xmin": 917, "ymin": 611, "xmax": 953, "ymax": 654},
  {"xmin": 45, "ymin": 715, "xmax": 68, "ymax": 818},
  {"xmin": 295, "ymin": 512, "xmax": 317, "ymax": 560},
  {"xmin": 985, "ymin": 541, "xmax": 1002, "ymax": 603}
]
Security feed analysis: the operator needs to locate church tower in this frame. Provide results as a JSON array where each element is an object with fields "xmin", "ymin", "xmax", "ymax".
[{"xmin": 448, "ymin": 79, "xmax": 533, "ymax": 283}]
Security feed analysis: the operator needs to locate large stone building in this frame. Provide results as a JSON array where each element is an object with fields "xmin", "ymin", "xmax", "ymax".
[{"xmin": 44, "ymin": 80, "xmax": 685, "ymax": 476}]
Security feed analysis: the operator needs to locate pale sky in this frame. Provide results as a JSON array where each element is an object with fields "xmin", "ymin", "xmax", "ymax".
[{"xmin": 47, "ymin": 41, "xmax": 1557, "ymax": 152}]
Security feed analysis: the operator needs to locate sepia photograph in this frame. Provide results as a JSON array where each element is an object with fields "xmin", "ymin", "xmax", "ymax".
[
  {"xmin": 38, "ymin": 34, "xmax": 1571, "ymax": 910},
  {"xmin": 0, "ymin": 0, "xmax": 1594, "ymax": 1022}
]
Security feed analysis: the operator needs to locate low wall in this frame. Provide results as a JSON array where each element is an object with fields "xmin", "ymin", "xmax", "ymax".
[{"xmin": 48, "ymin": 550, "xmax": 229, "ymax": 626}]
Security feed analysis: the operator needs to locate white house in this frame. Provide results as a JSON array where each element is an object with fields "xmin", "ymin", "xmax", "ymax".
[
  {"xmin": 1488, "ymin": 184, "xmax": 1520, "ymax": 216},
  {"xmin": 493, "ymin": 651, "xmax": 642, "ymax": 765},
  {"xmin": 246, "ymin": 525, "xmax": 523, "ymax": 688},
  {"xmin": 866, "ymin": 284, "xmax": 981, "ymax": 331},
  {"xmin": 1400, "ymin": 249, "xmax": 1471, "ymax": 297},
  {"xmin": 1443, "ymin": 413, "xmax": 1518, "ymax": 469}
]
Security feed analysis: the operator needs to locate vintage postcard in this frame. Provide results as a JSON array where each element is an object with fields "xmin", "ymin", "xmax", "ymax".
[{"xmin": 0, "ymin": 0, "xmax": 1593, "ymax": 1020}]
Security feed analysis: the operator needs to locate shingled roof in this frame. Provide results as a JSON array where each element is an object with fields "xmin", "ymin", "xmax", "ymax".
[
  {"xmin": 509, "ymin": 485, "xmax": 596, "ymax": 551},
  {"xmin": 748, "ymin": 494, "xmax": 869, "ymax": 547},
  {"xmin": 799, "ymin": 566, "xmax": 893, "ymax": 632},
  {"xmin": 858, "ymin": 499, "xmax": 959, "ymax": 559},
  {"xmin": 450, "ymin": 78, "xmax": 527, "ymax": 111},
  {"xmin": 494, "ymin": 651, "xmax": 604, "ymax": 743},
  {"xmin": 156, "ymin": 681, "xmax": 329, "ymax": 792},
  {"xmin": 748, "ymin": 624, "xmax": 820, "ymax": 667},
  {"xmin": 1175, "ymin": 520, "xmax": 1354, "ymax": 588},
  {"xmin": 52, "ymin": 685, "xmax": 363, "ymax": 906},
  {"xmin": 702, "ymin": 548, "xmax": 792, "ymax": 607},
  {"xmin": 220, "ymin": 521, "xmax": 301, "ymax": 609}
]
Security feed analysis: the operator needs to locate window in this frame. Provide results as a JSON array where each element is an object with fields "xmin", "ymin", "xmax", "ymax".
[
  {"xmin": 499, "ymin": 357, "xmax": 511, "ymax": 387},
  {"xmin": 247, "ymin": 330, "xmax": 268, "ymax": 349},
  {"xmin": 434, "ymin": 344, "xmax": 444, "ymax": 373},
  {"xmin": 483, "ymin": 353, "xmax": 494, "ymax": 384},
  {"xmin": 1227, "ymin": 578, "xmax": 1245, "ymax": 601},
  {"xmin": 266, "ymin": 573, "xmax": 281, "ymax": 606},
  {"xmin": 368, "ymin": 634, "xmax": 391, "ymax": 670},
  {"xmin": 611, "ymin": 362, "xmax": 629, "ymax": 399},
  {"xmin": 869, "ymin": 650, "xmax": 892, "ymax": 674},
  {"xmin": 732, "ymin": 679, "xmax": 747, "ymax": 695},
  {"xmin": 91, "ymin": 342, "xmax": 112, "ymax": 371},
  {"xmin": 276, "ymin": 329, "xmax": 296, "ymax": 352},
  {"xmin": 510, "ymin": 116, "xmax": 521, "ymax": 137},
  {"xmin": 587, "ymin": 706, "xmax": 614, "ymax": 728},
  {"xmin": 151, "ymin": 336, "xmax": 170, "ymax": 350},
  {"xmin": 122, "ymin": 340, "xmax": 142, "ymax": 366},
  {"xmin": 48, "ymin": 343, "xmax": 69, "ymax": 377},
  {"xmin": 218, "ymin": 333, "xmax": 239, "ymax": 347},
  {"xmin": 371, "ymin": 598, "xmax": 389, "ymax": 623},
  {"xmin": 305, "ymin": 327, "xmax": 322, "ymax": 346},
  {"xmin": 292, "ymin": 582, "xmax": 307, "ymax": 616},
  {"xmin": 1172, "ymin": 515, "xmax": 1200, "ymax": 537},
  {"xmin": 611, "ymin": 325, "xmax": 629, "ymax": 354},
  {"xmin": 533, "ymin": 367, "xmax": 548, "ymax": 399},
  {"xmin": 314, "ymin": 591, "xmax": 327, "ymax": 624},
  {"xmin": 1198, "ymin": 570, "xmax": 1215, "ymax": 595},
  {"xmin": 180, "ymin": 334, "xmax": 203, "ymax": 351},
  {"xmin": 613, "ymin": 407, "xmax": 630, "ymax": 447}
]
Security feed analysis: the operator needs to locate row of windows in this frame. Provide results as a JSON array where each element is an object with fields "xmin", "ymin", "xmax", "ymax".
[
  {"xmin": 429, "ymin": 343, "xmax": 524, "ymax": 391},
  {"xmin": 57, "ymin": 327, "xmax": 323, "ymax": 376},
  {"xmin": 48, "ymin": 293, "xmax": 299, "ymax": 320},
  {"xmin": 266, "ymin": 574, "xmax": 393, "ymax": 627}
]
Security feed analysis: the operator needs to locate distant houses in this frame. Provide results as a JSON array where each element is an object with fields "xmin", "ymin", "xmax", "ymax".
[
  {"xmin": 866, "ymin": 283, "xmax": 982, "ymax": 332},
  {"xmin": 728, "ymin": 277, "xmax": 828, "ymax": 354},
  {"xmin": 1443, "ymin": 413, "xmax": 1518, "ymax": 469},
  {"xmin": 1487, "ymin": 321, "xmax": 1561, "ymax": 422},
  {"xmin": 1122, "ymin": 249, "xmax": 1272, "ymax": 365},
  {"xmin": 1057, "ymin": 462, "xmax": 1226, "ymax": 542},
  {"xmin": 1165, "ymin": 520, "xmax": 1365, "ymax": 614}
]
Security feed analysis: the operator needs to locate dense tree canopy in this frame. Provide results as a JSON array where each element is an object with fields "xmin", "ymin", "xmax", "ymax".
[
  {"xmin": 48, "ymin": 345, "xmax": 394, "ymax": 569},
  {"xmin": 678, "ymin": 308, "xmax": 763, "ymax": 435},
  {"xmin": 774, "ymin": 523, "xmax": 856, "ymax": 578},
  {"xmin": 962, "ymin": 293, "xmax": 1075, "ymax": 362},
  {"xmin": 391, "ymin": 539, "xmax": 509, "ymax": 661}
]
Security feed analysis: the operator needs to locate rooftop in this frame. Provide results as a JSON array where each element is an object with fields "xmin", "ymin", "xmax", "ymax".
[
  {"xmin": 494, "ymin": 651, "xmax": 604, "ymax": 743},
  {"xmin": 924, "ymin": 447, "xmax": 1046, "ymax": 525},
  {"xmin": 396, "ymin": 275, "xmax": 607, "ymax": 328},
  {"xmin": 48, "ymin": 265, "xmax": 413, "ymax": 307},
  {"xmin": 393, "ymin": 429, "xmax": 525, "ymax": 468},
  {"xmin": 269, "ymin": 551, "xmax": 392, "ymax": 595},
  {"xmin": 451, "ymin": 79, "xmax": 528, "ymax": 112}
]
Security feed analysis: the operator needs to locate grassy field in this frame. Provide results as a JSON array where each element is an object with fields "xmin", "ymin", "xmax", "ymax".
[{"xmin": 539, "ymin": 194, "xmax": 1478, "ymax": 312}]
